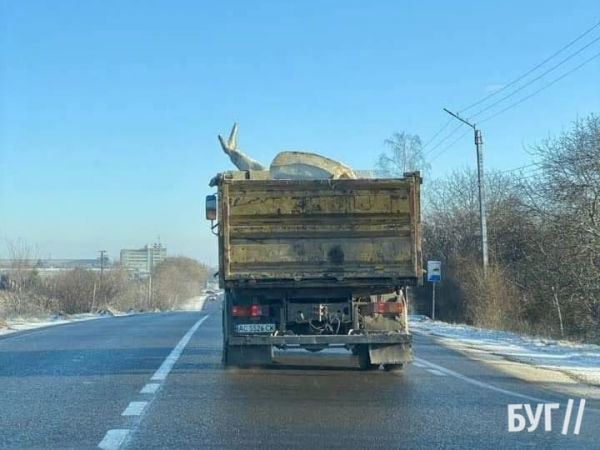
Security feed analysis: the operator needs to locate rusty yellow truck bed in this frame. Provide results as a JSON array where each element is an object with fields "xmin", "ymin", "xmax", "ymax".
[{"xmin": 215, "ymin": 172, "xmax": 422, "ymax": 290}]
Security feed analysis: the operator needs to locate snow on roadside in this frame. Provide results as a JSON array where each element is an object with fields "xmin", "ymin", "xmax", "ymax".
[
  {"xmin": 176, "ymin": 292, "xmax": 222, "ymax": 311},
  {"xmin": 0, "ymin": 291, "xmax": 220, "ymax": 338},
  {"xmin": 0, "ymin": 307, "xmax": 141, "ymax": 337},
  {"xmin": 0, "ymin": 312, "xmax": 108, "ymax": 337},
  {"xmin": 409, "ymin": 315, "xmax": 600, "ymax": 387},
  {"xmin": 176, "ymin": 295, "xmax": 208, "ymax": 311}
]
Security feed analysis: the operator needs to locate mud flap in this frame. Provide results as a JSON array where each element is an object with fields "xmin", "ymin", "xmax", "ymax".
[
  {"xmin": 225, "ymin": 345, "xmax": 274, "ymax": 366},
  {"xmin": 368, "ymin": 343, "xmax": 412, "ymax": 365}
]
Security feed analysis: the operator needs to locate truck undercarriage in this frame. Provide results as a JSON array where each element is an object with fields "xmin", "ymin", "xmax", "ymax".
[{"xmin": 221, "ymin": 288, "xmax": 413, "ymax": 370}]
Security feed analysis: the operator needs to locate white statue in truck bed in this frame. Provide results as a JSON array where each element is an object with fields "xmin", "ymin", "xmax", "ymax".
[
  {"xmin": 217, "ymin": 123, "xmax": 356, "ymax": 180},
  {"xmin": 218, "ymin": 123, "xmax": 267, "ymax": 171}
]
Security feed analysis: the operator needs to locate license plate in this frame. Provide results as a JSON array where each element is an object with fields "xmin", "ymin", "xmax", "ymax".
[{"xmin": 235, "ymin": 323, "xmax": 276, "ymax": 334}]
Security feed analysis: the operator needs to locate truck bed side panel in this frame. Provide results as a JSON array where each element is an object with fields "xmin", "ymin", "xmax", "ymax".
[{"xmin": 219, "ymin": 177, "xmax": 421, "ymax": 288}]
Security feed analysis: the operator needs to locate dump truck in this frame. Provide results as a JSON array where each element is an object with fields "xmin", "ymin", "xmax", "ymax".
[{"xmin": 206, "ymin": 170, "xmax": 422, "ymax": 370}]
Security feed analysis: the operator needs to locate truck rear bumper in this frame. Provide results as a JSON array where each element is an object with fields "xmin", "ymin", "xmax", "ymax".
[{"xmin": 227, "ymin": 333, "xmax": 412, "ymax": 346}]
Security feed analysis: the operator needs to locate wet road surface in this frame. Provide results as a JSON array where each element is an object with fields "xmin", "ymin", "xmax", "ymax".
[{"xmin": 0, "ymin": 301, "xmax": 598, "ymax": 449}]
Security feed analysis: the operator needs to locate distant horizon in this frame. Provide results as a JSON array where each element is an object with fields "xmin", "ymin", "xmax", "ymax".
[
  {"xmin": 0, "ymin": 239, "xmax": 216, "ymax": 266},
  {"xmin": 0, "ymin": 253, "xmax": 216, "ymax": 266}
]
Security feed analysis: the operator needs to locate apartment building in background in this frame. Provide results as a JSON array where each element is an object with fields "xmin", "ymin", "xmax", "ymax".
[{"xmin": 120, "ymin": 243, "xmax": 166, "ymax": 277}]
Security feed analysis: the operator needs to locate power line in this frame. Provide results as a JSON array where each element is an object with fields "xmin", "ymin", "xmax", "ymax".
[
  {"xmin": 424, "ymin": 123, "xmax": 466, "ymax": 157},
  {"xmin": 429, "ymin": 129, "xmax": 471, "ymax": 163},
  {"xmin": 512, "ymin": 172, "xmax": 546, "ymax": 182},
  {"xmin": 493, "ymin": 163, "xmax": 542, "ymax": 174},
  {"xmin": 422, "ymin": 118, "xmax": 453, "ymax": 151},
  {"xmin": 479, "ymin": 51, "xmax": 600, "ymax": 124},
  {"xmin": 507, "ymin": 170, "xmax": 545, "ymax": 181},
  {"xmin": 459, "ymin": 19, "xmax": 600, "ymax": 114},
  {"xmin": 427, "ymin": 22, "xmax": 600, "ymax": 172},
  {"xmin": 470, "ymin": 35, "xmax": 600, "ymax": 120}
]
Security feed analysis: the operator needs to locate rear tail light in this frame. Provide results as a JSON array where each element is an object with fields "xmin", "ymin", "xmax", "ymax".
[
  {"xmin": 362, "ymin": 302, "xmax": 403, "ymax": 316},
  {"xmin": 231, "ymin": 305, "xmax": 270, "ymax": 317}
]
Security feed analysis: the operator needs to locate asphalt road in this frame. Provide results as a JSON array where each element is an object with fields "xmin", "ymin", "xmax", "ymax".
[{"xmin": 1, "ymin": 301, "xmax": 598, "ymax": 450}]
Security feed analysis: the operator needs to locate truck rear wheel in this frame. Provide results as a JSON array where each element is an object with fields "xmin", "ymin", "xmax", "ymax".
[
  {"xmin": 221, "ymin": 342, "xmax": 229, "ymax": 365},
  {"xmin": 382, "ymin": 363, "xmax": 404, "ymax": 372},
  {"xmin": 357, "ymin": 345, "xmax": 371, "ymax": 370}
]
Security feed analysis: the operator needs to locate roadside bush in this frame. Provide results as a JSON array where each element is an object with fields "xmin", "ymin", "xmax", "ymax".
[
  {"xmin": 150, "ymin": 257, "xmax": 208, "ymax": 310},
  {"xmin": 109, "ymin": 279, "xmax": 149, "ymax": 312},
  {"xmin": 416, "ymin": 114, "xmax": 600, "ymax": 342},
  {"xmin": 0, "ymin": 271, "xmax": 52, "ymax": 317},
  {"xmin": 39, "ymin": 267, "xmax": 129, "ymax": 315},
  {"xmin": 458, "ymin": 259, "xmax": 524, "ymax": 332},
  {"xmin": 52, "ymin": 268, "xmax": 97, "ymax": 314}
]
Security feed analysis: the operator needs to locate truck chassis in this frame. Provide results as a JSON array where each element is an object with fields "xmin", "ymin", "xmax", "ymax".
[{"xmin": 221, "ymin": 288, "xmax": 413, "ymax": 370}]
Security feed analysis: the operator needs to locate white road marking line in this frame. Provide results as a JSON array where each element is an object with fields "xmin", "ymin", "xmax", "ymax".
[
  {"xmin": 140, "ymin": 383, "xmax": 161, "ymax": 394},
  {"xmin": 415, "ymin": 353, "xmax": 600, "ymax": 415},
  {"xmin": 122, "ymin": 401, "xmax": 148, "ymax": 416},
  {"xmin": 151, "ymin": 315, "xmax": 209, "ymax": 381},
  {"xmin": 98, "ymin": 429, "xmax": 129, "ymax": 450},
  {"xmin": 97, "ymin": 314, "xmax": 211, "ymax": 450},
  {"xmin": 427, "ymin": 368, "xmax": 447, "ymax": 376},
  {"xmin": 415, "ymin": 357, "xmax": 549, "ymax": 403},
  {"xmin": 140, "ymin": 383, "xmax": 160, "ymax": 394},
  {"xmin": 414, "ymin": 358, "xmax": 438, "ymax": 369},
  {"xmin": 412, "ymin": 362, "xmax": 426, "ymax": 368}
]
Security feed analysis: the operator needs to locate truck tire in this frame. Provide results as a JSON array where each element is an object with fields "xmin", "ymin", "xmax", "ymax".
[
  {"xmin": 383, "ymin": 364, "xmax": 404, "ymax": 372},
  {"xmin": 357, "ymin": 345, "xmax": 371, "ymax": 370},
  {"xmin": 221, "ymin": 338, "xmax": 230, "ymax": 366},
  {"xmin": 221, "ymin": 307, "xmax": 229, "ymax": 366}
]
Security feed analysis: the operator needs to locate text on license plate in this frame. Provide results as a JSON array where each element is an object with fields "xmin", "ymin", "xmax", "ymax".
[{"xmin": 235, "ymin": 323, "xmax": 276, "ymax": 333}]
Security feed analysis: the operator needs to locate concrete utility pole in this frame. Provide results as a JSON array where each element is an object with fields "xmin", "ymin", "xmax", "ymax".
[
  {"xmin": 99, "ymin": 250, "xmax": 107, "ymax": 279},
  {"xmin": 443, "ymin": 108, "xmax": 489, "ymax": 276},
  {"xmin": 147, "ymin": 275, "xmax": 152, "ymax": 310}
]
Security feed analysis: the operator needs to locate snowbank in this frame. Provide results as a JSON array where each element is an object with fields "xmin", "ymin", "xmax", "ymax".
[
  {"xmin": 0, "ymin": 312, "xmax": 108, "ymax": 337},
  {"xmin": 409, "ymin": 315, "xmax": 600, "ymax": 387}
]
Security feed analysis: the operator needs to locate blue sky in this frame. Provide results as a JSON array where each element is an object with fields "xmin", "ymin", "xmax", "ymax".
[{"xmin": 1, "ymin": 0, "xmax": 599, "ymax": 263}]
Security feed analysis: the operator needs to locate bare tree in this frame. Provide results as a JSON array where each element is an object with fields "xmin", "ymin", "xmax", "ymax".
[
  {"xmin": 418, "ymin": 168, "xmax": 523, "ymax": 326},
  {"xmin": 518, "ymin": 114, "xmax": 600, "ymax": 338},
  {"xmin": 1, "ymin": 238, "xmax": 41, "ymax": 315},
  {"xmin": 376, "ymin": 132, "xmax": 431, "ymax": 177},
  {"xmin": 412, "ymin": 113, "xmax": 600, "ymax": 341}
]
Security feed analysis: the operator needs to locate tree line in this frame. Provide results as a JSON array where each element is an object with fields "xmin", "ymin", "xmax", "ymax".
[
  {"xmin": 0, "ymin": 246, "xmax": 209, "ymax": 318},
  {"xmin": 382, "ymin": 114, "xmax": 599, "ymax": 342}
]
